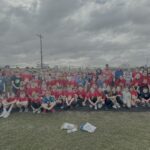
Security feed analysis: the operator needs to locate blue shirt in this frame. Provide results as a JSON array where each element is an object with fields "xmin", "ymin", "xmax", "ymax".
[
  {"xmin": 115, "ymin": 69, "xmax": 123, "ymax": 79},
  {"xmin": 42, "ymin": 96, "xmax": 55, "ymax": 103}
]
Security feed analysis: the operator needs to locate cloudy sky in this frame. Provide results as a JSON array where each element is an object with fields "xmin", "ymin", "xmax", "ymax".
[{"xmin": 0, "ymin": 0, "xmax": 150, "ymax": 67}]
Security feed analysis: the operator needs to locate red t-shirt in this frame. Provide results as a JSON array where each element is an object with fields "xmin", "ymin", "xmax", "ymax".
[
  {"xmin": 116, "ymin": 91, "xmax": 123, "ymax": 97},
  {"xmin": 21, "ymin": 73, "xmax": 32, "ymax": 81},
  {"xmin": 131, "ymin": 78, "xmax": 142, "ymax": 86},
  {"xmin": 96, "ymin": 90, "xmax": 103, "ymax": 98},
  {"xmin": 18, "ymin": 97, "xmax": 29, "ymax": 102},
  {"xmin": 27, "ymin": 87, "xmax": 41, "ymax": 97},
  {"xmin": 141, "ymin": 76, "xmax": 149, "ymax": 86},
  {"xmin": 65, "ymin": 91, "xmax": 75, "ymax": 98},
  {"xmin": 41, "ymin": 89, "xmax": 47, "ymax": 97},
  {"xmin": 33, "ymin": 79, "xmax": 41, "ymax": 86},
  {"xmin": 86, "ymin": 91, "xmax": 97, "ymax": 99},
  {"xmin": 53, "ymin": 90, "xmax": 60, "ymax": 99},
  {"xmin": 103, "ymin": 68, "xmax": 113, "ymax": 84},
  {"xmin": 130, "ymin": 90, "xmax": 138, "ymax": 97},
  {"xmin": 68, "ymin": 81, "xmax": 77, "ymax": 87},
  {"xmin": 30, "ymin": 98, "xmax": 41, "ymax": 103},
  {"xmin": 7, "ymin": 97, "xmax": 16, "ymax": 102},
  {"xmin": 132, "ymin": 71, "xmax": 143, "ymax": 79},
  {"xmin": 115, "ymin": 79, "xmax": 126, "ymax": 87},
  {"xmin": 77, "ymin": 89, "xmax": 86, "ymax": 99}
]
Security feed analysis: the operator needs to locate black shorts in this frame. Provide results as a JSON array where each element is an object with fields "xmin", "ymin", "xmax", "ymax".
[
  {"xmin": 91, "ymin": 97, "xmax": 97, "ymax": 103},
  {"xmin": 31, "ymin": 102, "xmax": 41, "ymax": 109}
]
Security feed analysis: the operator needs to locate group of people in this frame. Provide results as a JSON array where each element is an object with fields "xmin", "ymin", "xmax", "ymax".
[{"xmin": 0, "ymin": 64, "xmax": 150, "ymax": 118}]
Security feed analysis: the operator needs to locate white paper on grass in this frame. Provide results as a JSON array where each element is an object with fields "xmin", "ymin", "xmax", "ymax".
[
  {"xmin": 81, "ymin": 122, "xmax": 96, "ymax": 133},
  {"xmin": 61, "ymin": 122, "xmax": 77, "ymax": 130},
  {"xmin": 67, "ymin": 128, "xmax": 78, "ymax": 133}
]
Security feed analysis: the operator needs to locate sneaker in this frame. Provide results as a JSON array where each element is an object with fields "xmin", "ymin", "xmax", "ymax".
[
  {"xmin": 0, "ymin": 111, "xmax": 7, "ymax": 118},
  {"xmin": 112, "ymin": 105, "xmax": 117, "ymax": 109},
  {"xmin": 19, "ymin": 108, "xmax": 23, "ymax": 113},
  {"xmin": 3, "ymin": 112, "xmax": 10, "ymax": 118},
  {"xmin": 60, "ymin": 106, "xmax": 64, "ymax": 109},
  {"xmin": 97, "ymin": 104, "xmax": 102, "ymax": 109},
  {"xmin": 89, "ymin": 105, "xmax": 93, "ymax": 108},
  {"xmin": 33, "ymin": 109, "xmax": 37, "ymax": 114},
  {"xmin": 147, "ymin": 103, "xmax": 150, "ymax": 107},
  {"xmin": 31, "ymin": 106, "xmax": 35, "ymax": 111},
  {"xmin": 94, "ymin": 105, "xmax": 97, "ymax": 110},
  {"xmin": 116, "ymin": 103, "xmax": 121, "ymax": 108},
  {"xmin": 37, "ymin": 110, "xmax": 41, "ymax": 114},
  {"xmin": 25, "ymin": 108, "xmax": 28, "ymax": 113}
]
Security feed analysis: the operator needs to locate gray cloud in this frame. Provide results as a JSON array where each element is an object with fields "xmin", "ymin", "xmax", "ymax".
[{"xmin": 0, "ymin": 0, "xmax": 150, "ymax": 67}]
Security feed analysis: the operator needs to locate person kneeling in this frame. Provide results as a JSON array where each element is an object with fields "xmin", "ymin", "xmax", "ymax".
[
  {"xmin": 16, "ymin": 92, "xmax": 29, "ymax": 112},
  {"xmin": 140, "ymin": 86, "xmax": 150, "ymax": 107},
  {"xmin": 41, "ymin": 91, "xmax": 56, "ymax": 113}
]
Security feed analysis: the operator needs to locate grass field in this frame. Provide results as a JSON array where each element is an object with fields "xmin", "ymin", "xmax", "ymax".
[{"xmin": 0, "ymin": 111, "xmax": 150, "ymax": 150}]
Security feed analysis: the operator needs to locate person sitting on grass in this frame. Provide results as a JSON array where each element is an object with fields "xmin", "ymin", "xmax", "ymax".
[
  {"xmin": 95, "ymin": 88, "xmax": 105, "ymax": 109},
  {"xmin": 76, "ymin": 86, "xmax": 86, "ymax": 107},
  {"xmin": 122, "ymin": 87, "xmax": 132, "ymax": 108},
  {"xmin": 28, "ymin": 82, "xmax": 42, "ymax": 114},
  {"xmin": 83, "ymin": 88, "xmax": 99, "ymax": 110},
  {"xmin": 140, "ymin": 86, "xmax": 150, "ymax": 107},
  {"xmin": 0, "ymin": 93, "xmax": 17, "ymax": 118},
  {"xmin": 116, "ymin": 86, "xmax": 124, "ymax": 107},
  {"xmin": 63, "ymin": 87, "xmax": 76, "ymax": 110},
  {"xmin": 130, "ymin": 86, "xmax": 140, "ymax": 107},
  {"xmin": 41, "ymin": 91, "xmax": 56, "ymax": 113},
  {"xmin": 55, "ymin": 88, "xmax": 65, "ymax": 110},
  {"xmin": 16, "ymin": 91, "xmax": 29, "ymax": 112},
  {"xmin": 104, "ymin": 87, "xmax": 120, "ymax": 109}
]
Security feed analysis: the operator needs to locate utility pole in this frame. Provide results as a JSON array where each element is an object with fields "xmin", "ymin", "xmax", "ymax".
[{"xmin": 37, "ymin": 34, "xmax": 43, "ymax": 69}]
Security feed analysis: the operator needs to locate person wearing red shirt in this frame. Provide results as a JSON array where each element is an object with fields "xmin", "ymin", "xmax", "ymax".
[
  {"xmin": 41, "ymin": 81, "xmax": 48, "ymax": 97},
  {"xmin": 102, "ymin": 64, "xmax": 113, "ymax": 86},
  {"xmin": 131, "ymin": 74, "xmax": 142, "ymax": 87},
  {"xmin": 141, "ymin": 70, "xmax": 149, "ymax": 87},
  {"xmin": 55, "ymin": 88, "xmax": 64, "ymax": 110},
  {"xmin": 95, "ymin": 88, "xmax": 105, "ymax": 109},
  {"xmin": 21, "ymin": 72, "xmax": 32, "ymax": 84},
  {"xmin": 52, "ymin": 89, "xmax": 61, "ymax": 100},
  {"xmin": 76, "ymin": 86, "xmax": 86, "ymax": 107},
  {"xmin": 115, "ymin": 76, "xmax": 126, "ymax": 88},
  {"xmin": 0, "ymin": 93, "xmax": 17, "ymax": 118},
  {"xmin": 83, "ymin": 88, "xmax": 99, "ymax": 110},
  {"xmin": 132, "ymin": 68, "xmax": 143, "ymax": 80},
  {"xmin": 64, "ymin": 88, "xmax": 75, "ymax": 110},
  {"xmin": 32, "ymin": 76, "xmax": 41, "ymax": 87},
  {"xmin": 130, "ymin": 87, "xmax": 140, "ymax": 107},
  {"xmin": 116, "ymin": 86, "xmax": 124, "ymax": 107},
  {"xmin": 28, "ymin": 82, "xmax": 42, "ymax": 113},
  {"xmin": 16, "ymin": 91, "xmax": 29, "ymax": 112}
]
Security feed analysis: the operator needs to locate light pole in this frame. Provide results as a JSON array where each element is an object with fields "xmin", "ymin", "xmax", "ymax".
[{"xmin": 37, "ymin": 34, "xmax": 43, "ymax": 69}]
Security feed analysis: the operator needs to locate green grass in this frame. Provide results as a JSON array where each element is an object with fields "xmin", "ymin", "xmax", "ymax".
[{"xmin": 0, "ymin": 111, "xmax": 150, "ymax": 150}]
